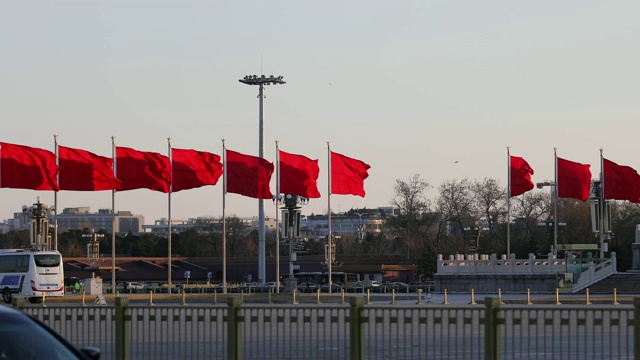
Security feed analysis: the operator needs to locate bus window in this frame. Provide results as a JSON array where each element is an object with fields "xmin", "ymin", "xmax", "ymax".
[
  {"xmin": 34, "ymin": 254, "xmax": 60, "ymax": 267},
  {"xmin": 0, "ymin": 255, "xmax": 29, "ymax": 273}
]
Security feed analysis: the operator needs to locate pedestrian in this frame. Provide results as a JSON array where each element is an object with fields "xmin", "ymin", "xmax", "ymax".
[{"xmin": 74, "ymin": 281, "xmax": 80, "ymax": 294}]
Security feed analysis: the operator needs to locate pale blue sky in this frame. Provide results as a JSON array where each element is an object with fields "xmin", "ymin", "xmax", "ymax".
[{"xmin": 1, "ymin": 1, "xmax": 638, "ymax": 224}]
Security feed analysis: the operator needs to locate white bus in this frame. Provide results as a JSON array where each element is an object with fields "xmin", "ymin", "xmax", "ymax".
[{"xmin": 0, "ymin": 249, "xmax": 65, "ymax": 304}]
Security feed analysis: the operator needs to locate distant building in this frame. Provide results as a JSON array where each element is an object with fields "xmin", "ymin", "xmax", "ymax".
[
  {"xmin": 302, "ymin": 207, "xmax": 393, "ymax": 240},
  {"xmin": 142, "ymin": 216, "xmax": 278, "ymax": 235},
  {"xmin": 55, "ymin": 207, "xmax": 144, "ymax": 234},
  {"xmin": 0, "ymin": 206, "xmax": 144, "ymax": 235}
]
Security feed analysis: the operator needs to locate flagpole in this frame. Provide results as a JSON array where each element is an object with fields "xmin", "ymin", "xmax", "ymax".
[
  {"xmin": 506, "ymin": 146, "xmax": 511, "ymax": 258},
  {"xmin": 53, "ymin": 134, "xmax": 59, "ymax": 251},
  {"xmin": 327, "ymin": 141, "xmax": 333, "ymax": 294},
  {"xmin": 553, "ymin": 148, "xmax": 558, "ymax": 256},
  {"xmin": 111, "ymin": 136, "xmax": 117, "ymax": 294},
  {"xmin": 222, "ymin": 139, "xmax": 227, "ymax": 294},
  {"xmin": 600, "ymin": 148, "xmax": 605, "ymax": 258},
  {"xmin": 167, "ymin": 138, "xmax": 173, "ymax": 291},
  {"xmin": 275, "ymin": 140, "xmax": 280, "ymax": 293}
]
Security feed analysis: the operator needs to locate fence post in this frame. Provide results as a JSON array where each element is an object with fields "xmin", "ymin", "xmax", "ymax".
[
  {"xmin": 349, "ymin": 297, "xmax": 365, "ymax": 360},
  {"xmin": 634, "ymin": 297, "xmax": 640, "ymax": 360},
  {"xmin": 115, "ymin": 296, "xmax": 130, "ymax": 360},
  {"xmin": 484, "ymin": 297, "xmax": 501, "ymax": 360},
  {"xmin": 227, "ymin": 297, "xmax": 243, "ymax": 360},
  {"xmin": 11, "ymin": 295, "xmax": 25, "ymax": 310}
]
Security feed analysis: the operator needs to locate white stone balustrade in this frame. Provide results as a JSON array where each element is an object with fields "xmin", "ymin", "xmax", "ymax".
[{"xmin": 437, "ymin": 253, "xmax": 567, "ymax": 274}]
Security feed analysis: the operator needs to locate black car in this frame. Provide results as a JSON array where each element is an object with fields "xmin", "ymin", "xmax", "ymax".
[{"xmin": 0, "ymin": 305, "xmax": 101, "ymax": 360}]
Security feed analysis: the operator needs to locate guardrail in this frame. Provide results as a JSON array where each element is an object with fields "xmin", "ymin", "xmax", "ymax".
[{"xmin": 15, "ymin": 295, "xmax": 640, "ymax": 360}]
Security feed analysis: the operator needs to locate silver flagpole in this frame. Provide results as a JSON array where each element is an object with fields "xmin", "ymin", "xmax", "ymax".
[
  {"xmin": 553, "ymin": 148, "xmax": 558, "ymax": 256},
  {"xmin": 222, "ymin": 139, "xmax": 227, "ymax": 294},
  {"xmin": 600, "ymin": 148, "xmax": 605, "ymax": 258},
  {"xmin": 506, "ymin": 146, "xmax": 511, "ymax": 258},
  {"xmin": 53, "ymin": 134, "xmax": 59, "ymax": 251},
  {"xmin": 111, "ymin": 136, "xmax": 117, "ymax": 294},
  {"xmin": 327, "ymin": 142, "xmax": 332, "ymax": 294},
  {"xmin": 275, "ymin": 140, "xmax": 280, "ymax": 293},
  {"xmin": 168, "ymin": 138, "xmax": 173, "ymax": 292}
]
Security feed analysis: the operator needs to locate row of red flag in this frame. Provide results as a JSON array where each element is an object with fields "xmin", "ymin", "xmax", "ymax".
[
  {"xmin": 0, "ymin": 142, "xmax": 371, "ymax": 199},
  {"xmin": 510, "ymin": 155, "xmax": 640, "ymax": 202}
]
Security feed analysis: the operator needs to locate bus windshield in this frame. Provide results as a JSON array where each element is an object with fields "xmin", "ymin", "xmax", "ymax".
[{"xmin": 34, "ymin": 254, "xmax": 61, "ymax": 268}]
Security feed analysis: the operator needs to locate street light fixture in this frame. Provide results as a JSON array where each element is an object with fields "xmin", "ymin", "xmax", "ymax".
[
  {"xmin": 537, "ymin": 180, "xmax": 559, "ymax": 255},
  {"xmin": 463, "ymin": 225, "xmax": 489, "ymax": 253},
  {"xmin": 82, "ymin": 229, "xmax": 105, "ymax": 271},
  {"xmin": 274, "ymin": 194, "xmax": 308, "ymax": 294},
  {"xmin": 538, "ymin": 219, "xmax": 566, "ymax": 256},
  {"xmin": 240, "ymin": 74, "xmax": 286, "ymax": 286},
  {"xmin": 23, "ymin": 198, "xmax": 52, "ymax": 251}
]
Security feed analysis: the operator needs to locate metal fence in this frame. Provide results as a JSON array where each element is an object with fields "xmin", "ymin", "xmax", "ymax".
[{"xmin": 17, "ymin": 296, "xmax": 640, "ymax": 360}]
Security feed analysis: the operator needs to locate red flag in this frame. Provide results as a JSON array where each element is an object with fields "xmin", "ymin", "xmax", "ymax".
[
  {"xmin": 331, "ymin": 151, "xmax": 370, "ymax": 197},
  {"xmin": 171, "ymin": 148, "xmax": 223, "ymax": 192},
  {"xmin": 226, "ymin": 150, "xmax": 273, "ymax": 199},
  {"xmin": 58, "ymin": 146, "xmax": 120, "ymax": 191},
  {"xmin": 116, "ymin": 147, "xmax": 171, "ymax": 193},
  {"xmin": 603, "ymin": 158, "xmax": 640, "ymax": 203},
  {"xmin": 510, "ymin": 156, "xmax": 534, "ymax": 197},
  {"xmin": 279, "ymin": 150, "xmax": 321, "ymax": 198},
  {"xmin": 0, "ymin": 142, "xmax": 58, "ymax": 191},
  {"xmin": 557, "ymin": 157, "xmax": 591, "ymax": 201}
]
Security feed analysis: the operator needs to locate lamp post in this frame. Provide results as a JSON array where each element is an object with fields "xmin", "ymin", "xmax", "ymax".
[
  {"xmin": 23, "ymin": 198, "xmax": 52, "ymax": 251},
  {"xmin": 274, "ymin": 194, "xmax": 308, "ymax": 294},
  {"xmin": 537, "ymin": 181, "xmax": 558, "ymax": 255},
  {"xmin": 538, "ymin": 218, "xmax": 566, "ymax": 254},
  {"xmin": 355, "ymin": 213, "xmax": 365, "ymax": 242},
  {"xmin": 82, "ymin": 229, "xmax": 105, "ymax": 276},
  {"xmin": 240, "ymin": 74, "xmax": 286, "ymax": 286},
  {"xmin": 463, "ymin": 224, "xmax": 489, "ymax": 254},
  {"xmin": 589, "ymin": 180, "xmax": 613, "ymax": 258}
]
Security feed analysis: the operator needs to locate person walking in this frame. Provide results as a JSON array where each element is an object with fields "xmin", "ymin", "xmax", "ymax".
[{"xmin": 74, "ymin": 281, "xmax": 80, "ymax": 294}]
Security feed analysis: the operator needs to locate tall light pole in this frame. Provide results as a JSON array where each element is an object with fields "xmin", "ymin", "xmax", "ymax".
[{"xmin": 239, "ymin": 74, "xmax": 286, "ymax": 285}]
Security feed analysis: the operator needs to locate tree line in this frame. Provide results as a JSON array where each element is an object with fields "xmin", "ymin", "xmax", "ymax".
[{"xmin": 1, "ymin": 174, "xmax": 638, "ymax": 278}]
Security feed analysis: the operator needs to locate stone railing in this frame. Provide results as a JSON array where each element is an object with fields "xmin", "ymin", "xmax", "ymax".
[
  {"xmin": 437, "ymin": 253, "xmax": 566, "ymax": 275},
  {"xmin": 570, "ymin": 252, "xmax": 617, "ymax": 292}
]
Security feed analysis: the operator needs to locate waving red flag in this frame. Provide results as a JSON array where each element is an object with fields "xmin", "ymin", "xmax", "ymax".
[
  {"xmin": 171, "ymin": 148, "xmax": 223, "ymax": 192},
  {"xmin": 0, "ymin": 142, "xmax": 58, "ymax": 191},
  {"xmin": 116, "ymin": 147, "xmax": 171, "ymax": 193},
  {"xmin": 603, "ymin": 158, "xmax": 640, "ymax": 203},
  {"xmin": 557, "ymin": 157, "xmax": 591, "ymax": 201},
  {"xmin": 226, "ymin": 150, "xmax": 273, "ymax": 199},
  {"xmin": 510, "ymin": 156, "xmax": 534, "ymax": 197},
  {"xmin": 58, "ymin": 146, "xmax": 120, "ymax": 191},
  {"xmin": 279, "ymin": 150, "xmax": 321, "ymax": 198},
  {"xmin": 331, "ymin": 151, "xmax": 370, "ymax": 197}
]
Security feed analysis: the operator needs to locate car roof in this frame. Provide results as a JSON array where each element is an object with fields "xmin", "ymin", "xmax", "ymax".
[{"xmin": 0, "ymin": 305, "xmax": 23, "ymax": 316}]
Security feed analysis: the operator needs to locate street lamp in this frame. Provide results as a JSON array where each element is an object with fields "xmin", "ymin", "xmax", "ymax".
[
  {"xmin": 274, "ymin": 194, "xmax": 308, "ymax": 294},
  {"xmin": 463, "ymin": 225, "xmax": 489, "ymax": 253},
  {"xmin": 82, "ymin": 229, "xmax": 105, "ymax": 273},
  {"xmin": 240, "ymin": 74, "xmax": 286, "ymax": 286},
  {"xmin": 355, "ymin": 213, "xmax": 365, "ymax": 242},
  {"xmin": 538, "ymin": 219, "xmax": 566, "ymax": 254},
  {"xmin": 537, "ymin": 180, "xmax": 559, "ymax": 255},
  {"xmin": 23, "ymin": 198, "xmax": 52, "ymax": 251}
]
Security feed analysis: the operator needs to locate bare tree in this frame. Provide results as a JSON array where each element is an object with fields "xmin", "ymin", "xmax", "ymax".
[
  {"xmin": 387, "ymin": 174, "xmax": 437, "ymax": 274},
  {"xmin": 437, "ymin": 178, "xmax": 476, "ymax": 254},
  {"xmin": 510, "ymin": 191, "xmax": 551, "ymax": 257},
  {"xmin": 472, "ymin": 177, "xmax": 506, "ymax": 251}
]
